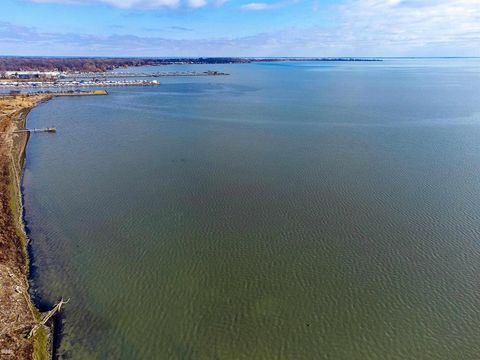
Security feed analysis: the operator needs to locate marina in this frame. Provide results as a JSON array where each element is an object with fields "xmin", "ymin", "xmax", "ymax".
[{"xmin": 0, "ymin": 79, "xmax": 160, "ymax": 89}]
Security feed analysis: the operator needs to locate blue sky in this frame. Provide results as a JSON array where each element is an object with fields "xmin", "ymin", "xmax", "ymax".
[{"xmin": 1, "ymin": 0, "xmax": 479, "ymax": 56}]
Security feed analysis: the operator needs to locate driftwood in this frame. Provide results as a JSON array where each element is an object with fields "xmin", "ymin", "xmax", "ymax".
[{"xmin": 28, "ymin": 297, "xmax": 69, "ymax": 338}]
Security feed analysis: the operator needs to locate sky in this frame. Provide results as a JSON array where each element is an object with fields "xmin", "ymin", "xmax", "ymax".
[{"xmin": 1, "ymin": 0, "xmax": 479, "ymax": 56}]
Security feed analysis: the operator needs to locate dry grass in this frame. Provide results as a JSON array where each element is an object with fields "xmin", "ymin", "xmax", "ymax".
[{"xmin": 0, "ymin": 94, "xmax": 51, "ymax": 360}]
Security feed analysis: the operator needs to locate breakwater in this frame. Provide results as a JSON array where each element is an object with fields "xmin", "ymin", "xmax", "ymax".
[{"xmin": 63, "ymin": 70, "xmax": 228, "ymax": 78}]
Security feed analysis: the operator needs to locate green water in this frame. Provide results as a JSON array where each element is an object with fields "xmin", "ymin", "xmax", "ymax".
[{"xmin": 24, "ymin": 59, "xmax": 480, "ymax": 359}]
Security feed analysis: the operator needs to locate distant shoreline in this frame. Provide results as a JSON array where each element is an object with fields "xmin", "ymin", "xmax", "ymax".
[{"xmin": 0, "ymin": 57, "xmax": 382, "ymax": 74}]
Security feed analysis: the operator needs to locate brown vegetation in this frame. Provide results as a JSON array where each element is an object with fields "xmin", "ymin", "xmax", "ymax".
[
  {"xmin": 0, "ymin": 57, "xmax": 251, "ymax": 73},
  {"xmin": 0, "ymin": 94, "xmax": 52, "ymax": 359}
]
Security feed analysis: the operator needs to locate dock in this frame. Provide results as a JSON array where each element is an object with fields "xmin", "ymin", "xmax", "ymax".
[
  {"xmin": 13, "ymin": 127, "xmax": 56, "ymax": 133},
  {"xmin": 0, "ymin": 80, "xmax": 160, "ymax": 89}
]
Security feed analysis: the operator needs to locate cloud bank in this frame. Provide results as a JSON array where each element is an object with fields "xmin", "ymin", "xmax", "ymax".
[{"xmin": 8, "ymin": 0, "xmax": 480, "ymax": 56}]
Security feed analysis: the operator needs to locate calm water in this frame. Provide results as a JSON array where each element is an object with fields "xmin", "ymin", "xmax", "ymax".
[{"xmin": 24, "ymin": 59, "xmax": 480, "ymax": 359}]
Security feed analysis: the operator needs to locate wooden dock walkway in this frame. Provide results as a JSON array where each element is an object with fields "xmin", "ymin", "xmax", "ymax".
[{"xmin": 12, "ymin": 127, "xmax": 56, "ymax": 133}]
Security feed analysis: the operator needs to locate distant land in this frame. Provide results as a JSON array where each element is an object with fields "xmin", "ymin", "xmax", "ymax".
[{"xmin": 0, "ymin": 57, "xmax": 381, "ymax": 73}]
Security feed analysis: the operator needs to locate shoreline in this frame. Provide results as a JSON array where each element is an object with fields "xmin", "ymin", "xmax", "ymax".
[{"xmin": 0, "ymin": 92, "xmax": 105, "ymax": 359}]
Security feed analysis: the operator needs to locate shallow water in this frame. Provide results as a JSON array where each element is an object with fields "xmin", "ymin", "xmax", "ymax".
[{"xmin": 24, "ymin": 59, "xmax": 480, "ymax": 359}]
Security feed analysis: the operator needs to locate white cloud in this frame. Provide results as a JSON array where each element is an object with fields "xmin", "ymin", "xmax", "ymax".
[
  {"xmin": 240, "ymin": 2, "xmax": 277, "ymax": 10},
  {"xmin": 240, "ymin": 0, "xmax": 294, "ymax": 11},
  {"xmin": 187, "ymin": 0, "xmax": 207, "ymax": 7},
  {"xmin": 237, "ymin": 0, "xmax": 480, "ymax": 54},
  {"xmin": 332, "ymin": 0, "xmax": 480, "ymax": 55}
]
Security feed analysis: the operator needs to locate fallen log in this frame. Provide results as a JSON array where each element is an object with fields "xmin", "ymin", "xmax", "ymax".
[{"xmin": 28, "ymin": 297, "xmax": 69, "ymax": 338}]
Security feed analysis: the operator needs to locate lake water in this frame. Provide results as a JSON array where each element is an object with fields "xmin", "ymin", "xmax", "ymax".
[{"xmin": 24, "ymin": 59, "xmax": 480, "ymax": 359}]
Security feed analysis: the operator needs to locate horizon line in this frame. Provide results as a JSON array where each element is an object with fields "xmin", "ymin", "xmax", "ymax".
[{"xmin": 1, "ymin": 55, "xmax": 480, "ymax": 59}]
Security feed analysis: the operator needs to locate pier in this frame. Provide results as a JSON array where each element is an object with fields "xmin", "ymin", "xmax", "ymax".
[{"xmin": 13, "ymin": 127, "xmax": 57, "ymax": 133}]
